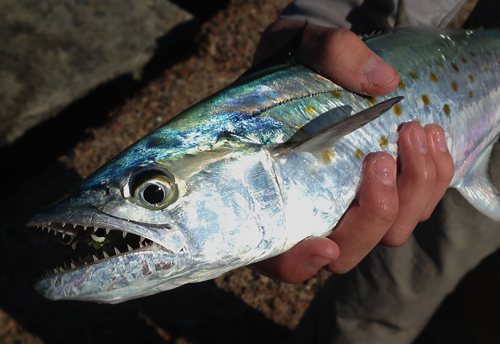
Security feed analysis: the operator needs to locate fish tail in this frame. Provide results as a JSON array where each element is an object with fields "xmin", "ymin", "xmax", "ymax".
[{"xmin": 455, "ymin": 142, "xmax": 500, "ymax": 221}]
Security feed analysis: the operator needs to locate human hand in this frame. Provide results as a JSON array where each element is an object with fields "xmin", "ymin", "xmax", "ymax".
[{"xmin": 250, "ymin": 20, "xmax": 455, "ymax": 282}]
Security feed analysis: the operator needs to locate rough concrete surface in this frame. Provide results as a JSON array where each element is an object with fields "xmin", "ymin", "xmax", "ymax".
[{"xmin": 0, "ymin": 0, "xmax": 192, "ymax": 146}]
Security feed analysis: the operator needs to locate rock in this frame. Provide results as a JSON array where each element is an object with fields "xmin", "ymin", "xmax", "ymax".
[{"xmin": 0, "ymin": 0, "xmax": 193, "ymax": 146}]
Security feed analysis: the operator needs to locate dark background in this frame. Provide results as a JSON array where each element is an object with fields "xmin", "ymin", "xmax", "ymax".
[{"xmin": 1, "ymin": 0, "xmax": 499, "ymax": 343}]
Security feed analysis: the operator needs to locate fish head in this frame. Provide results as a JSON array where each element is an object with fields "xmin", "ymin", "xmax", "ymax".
[{"xmin": 28, "ymin": 136, "xmax": 281, "ymax": 303}]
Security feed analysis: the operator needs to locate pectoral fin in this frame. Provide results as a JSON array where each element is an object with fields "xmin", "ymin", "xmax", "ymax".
[
  {"xmin": 286, "ymin": 105, "xmax": 353, "ymax": 143},
  {"xmin": 283, "ymin": 96, "xmax": 403, "ymax": 155},
  {"xmin": 455, "ymin": 142, "xmax": 500, "ymax": 221}
]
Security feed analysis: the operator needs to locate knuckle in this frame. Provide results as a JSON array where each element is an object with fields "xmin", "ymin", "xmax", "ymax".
[
  {"xmin": 373, "ymin": 197, "xmax": 398, "ymax": 224},
  {"xmin": 408, "ymin": 159, "xmax": 437, "ymax": 190},
  {"xmin": 420, "ymin": 211, "xmax": 432, "ymax": 222},
  {"xmin": 318, "ymin": 28, "xmax": 360, "ymax": 61},
  {"xmin": 382, "ymin": 236, "xmax": 407, "ymax": 248},
  {"xmin": 325, "ymin": 263, "xmax": 354, "ymax": 275}
]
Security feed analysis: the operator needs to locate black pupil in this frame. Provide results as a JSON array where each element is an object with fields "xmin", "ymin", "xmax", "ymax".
[{"xmin": 143, "ymin": 184, "xmax": 165, "ymax": 204}]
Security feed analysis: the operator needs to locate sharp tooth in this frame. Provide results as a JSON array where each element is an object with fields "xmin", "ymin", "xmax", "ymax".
[
  {"xmin": 127, "ymin": 244, "xmax": 133, "ymax": 252},
  {"xmin": 73, "ymin": 223, "xmax": 77, "ymax": 229},
  {"xmin": 63, "ymin": 262, "xmax": 69, "ymax": 269},
  {"xmin": 114, "ymin": 248, "xmax": 121, "ymax": 255},
  {"xmin": 62, "ymin": 222, "xmax": 66, "ymax": 227},
  {"xmin": 92, "ymin": 255, "xmax": 99, "ymax": 262},
  {"xmin": 122, "ymin": 231, "xmax": 127, "ymax": 238},
  {"xmin": 103, "ymin": 251, "xmax": 109, "ymax": 258},
  {"xmin": 106, "ymin": 228, "xmax": 110, "ymax": 235},
  {"xmin": 83, "ymin": 226, "xmax": 88, "ymax": 231},
  {"xmin": 78, "ymin": 257, "xmax": 83, "ymax": 263},
  {"xmin": 62, "ymin": 233, "xmax": 66, "ymax": 239},
  {"xmin": 71, "ymin": 262, "xmax": 76, "ymax": 269},
  {"xmin": 53, "ymin": 230, "xmax": 57, "ymax": 236},
  {"xmin": 53, "ymin": 268, "xmax": 58, "ymax": 273},
  {"xmin": 139, "ymin": 236, "xmax": 145, "ymax": 246},
  {"xmin": 48, "ymin": 222, "xmax": 51, "ymax": 226},
  {"xmin": 71, "ymin": 259, "xmax": 76, "ymax": 265},
  {"xmin": 59, "ymin": 267, "xmax": 64, "ymax": 273}
]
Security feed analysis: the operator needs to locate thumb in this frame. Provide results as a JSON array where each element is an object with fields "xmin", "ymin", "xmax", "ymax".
[
  {"xmin": 297, "ymin": 24, "xmax": 399, "ymax": 96},
  {"xmin": 254, "ymin": 19, "xmax": 399, "ymax": 96}
]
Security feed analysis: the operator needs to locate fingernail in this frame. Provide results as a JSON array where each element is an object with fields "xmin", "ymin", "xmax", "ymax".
[
  {"xmin": 410, "ymin": 127, "xmax": 428, "ymax": 154},
  {"xmin": 305, "ymin": 255, "xmax": 333, "ymax": 271},
  {"xmin": 374, "ymin": 156, "xmax": 395, "ymax": 187},
  {"xmin": 433, "ymin": 130, "xmax": 448, "ymax": 153},
  {"xmin": 364, "ymin": 55, "xmax": 397, "ymax": 86}
]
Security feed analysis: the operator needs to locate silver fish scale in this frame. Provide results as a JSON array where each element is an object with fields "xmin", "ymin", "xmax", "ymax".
[
  {"xmin": 29, "ymin": 27, "xmax": 500, "ymax": 303},
  {"xmin": 271, "ymin": 28, "xmax": 500, "ymax": 244}
]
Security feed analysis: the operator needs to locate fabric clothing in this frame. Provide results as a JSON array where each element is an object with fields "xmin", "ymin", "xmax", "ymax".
[
  {"xmin": 279, "ymin": 0, "xmax": 465, "ymax": 33},
  {"xmin": 275, "ymin": 1, "xmax": 500, "ymax": 343}
]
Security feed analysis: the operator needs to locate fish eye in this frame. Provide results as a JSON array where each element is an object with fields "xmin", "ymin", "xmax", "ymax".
[{"xmin": 131, "ymin": 170, "xmax": 177, "ymax": 209}]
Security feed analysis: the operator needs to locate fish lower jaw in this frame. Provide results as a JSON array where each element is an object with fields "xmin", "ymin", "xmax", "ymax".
[
  {"xmin": 31, "ymin": 221, "xmax": 167, "ymax": 279},
  {"xmin": 41, "ymin": 242, "xmax": 163, "ymax": 278}
]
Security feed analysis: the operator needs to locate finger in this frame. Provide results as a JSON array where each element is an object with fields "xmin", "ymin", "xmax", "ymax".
[
  {"xmin": 249, "ymin": 237, "xmax": 339, "ymax": 283},
  {"xmin": 420, "ymin": 124, "xmax": 455, "ymax": 219},
  {"xmin": 324, "ymin": 152, "xmax": 399, "ymax": 274},
  {"xmin": 297, "ymin": 24, "xmax": 399, "ymax": 95},
  {"xmin": 253, "ymin": 19, "xmax": 399, "ymax": 96},
  {"xmin": 379, "ymin": 122, "xmax": 437, "ymax": 247}
]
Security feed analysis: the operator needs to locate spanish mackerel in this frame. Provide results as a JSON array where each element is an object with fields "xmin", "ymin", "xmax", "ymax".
[{"xmin": 29, "ymin": 26, "xmax": 500, "ymax": 303}]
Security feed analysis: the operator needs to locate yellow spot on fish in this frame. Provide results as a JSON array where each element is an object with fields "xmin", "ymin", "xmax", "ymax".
[
  {"xmin": 322, "ymin": 150, "xmax": 334, "ymax": 163},
  {"xmin": 379, "ymin": 136, "xmax": 388, "ymax": 148},
  {"xmin": 393, "ymin": 104, "xmax": 402, "ymax": 116},
  {"xmin": 410, "ymin": 72, "xmax": 419, "ymax": 79},
  {"xmin": 471, "ymin": 51, "xmax": 476, "ymax": 57},
  {"xmin": 398, "ymin": 80, "xmax": 405, "ymax": 89},
  {"xmin": 422, "ymin": 94, "xmax": 430, "ymax": 105},
  {"xmin": 452, "ymin": 63, "xmax": 459, "ymax": 72},
  {"xmin": 331, "ymin": 92, "xmax": 342, "ymax": 99},
  {"xmin": 355, "ymin": 149, "xmax": 363, "ymax": 160},
  {"xmin": 469, "ymin": 91, "xmax": 473, "ymax": 98},
  {"xmin": 459, "ymin": 104, "xmax": 464, "ymax": 111},
  {"xmin": 444, "ymin": 104, "xmax": 451, "ymax": 115},
  {"xmin": 306, "ymin": 106, "xmax": 315, "ymax": 114},
  {"xmin": 430, "ymin": 72, "xmax": 438, "ymax": 83},
  {"xmin": 366, "ymin": 97, "xmax": 377, "ymax": 105},
  {"xmin": 484, "ymin": 66, "xmax": 489, "ymax": 71},
  {"xmin": 469, "ymin": 74, "xmax": 474, "ymax": 81},
  {"xmin": 451, "ymin": 81, "xmax": 458, "ymax": 91},
  {"xmin": 416, "ymin": 119, "xmax": 421, "ymax": 124},
  {"xmin": 437, "ymin": 63, "xmax": 444, "ymax": 69},
  {"xmin": 461, "ymin": 57, "xmax": 468, "ymax": 63}
]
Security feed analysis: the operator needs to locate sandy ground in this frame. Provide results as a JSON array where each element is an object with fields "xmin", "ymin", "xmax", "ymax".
[{"xmin": 1, "ymin": 0, "xmax": 499, "ymax": 343}]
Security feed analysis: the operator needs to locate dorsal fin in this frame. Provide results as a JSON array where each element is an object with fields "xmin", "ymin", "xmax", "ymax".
[
  {"xmin": 238, "ymin": 22, "xmax": 307, "ymax": 80},
  {"xmin": 394, "ymin": 0, "xmax": 410, "ymax": 28}
]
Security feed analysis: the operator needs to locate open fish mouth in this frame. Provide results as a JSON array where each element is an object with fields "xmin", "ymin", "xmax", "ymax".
[{"xmin": 31, "ymin": 221, "xmax": 158, "ymax": 278}]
